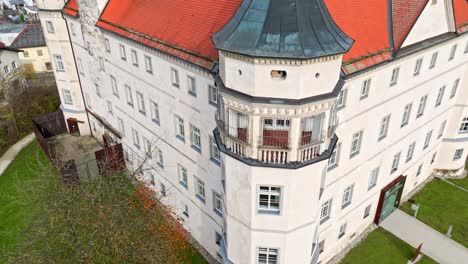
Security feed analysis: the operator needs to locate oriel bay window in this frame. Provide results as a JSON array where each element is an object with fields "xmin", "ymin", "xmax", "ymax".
[
  {"xmin": 262, "ymin": 118, "xmax": 290, "ymax": 148},
  {"xmin": 227, "ymin": 109, "xmax": 248, "ymax": 142},
  {"xmin": 300, "ymin": 113, "xmax": 325, "ymax": 146}
]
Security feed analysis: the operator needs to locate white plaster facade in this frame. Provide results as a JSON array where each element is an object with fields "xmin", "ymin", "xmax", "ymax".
[{"xmin": 38, "ymin": 1, "xmax": 468, "ymax": 264}]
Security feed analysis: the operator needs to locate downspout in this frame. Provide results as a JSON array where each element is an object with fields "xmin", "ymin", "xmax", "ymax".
[{"xmin": 387, "ymin": 0, "xmax": 396, "ymax": 58}]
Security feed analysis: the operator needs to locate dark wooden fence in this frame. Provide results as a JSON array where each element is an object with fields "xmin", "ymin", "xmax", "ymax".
[{"xmin": 32, "ymin": 110, "xmax": 67, "ymax": 160}]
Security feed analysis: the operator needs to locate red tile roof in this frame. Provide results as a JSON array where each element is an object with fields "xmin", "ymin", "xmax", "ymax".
[
  {"xmin": 454, "ymin": 0, "xmax": 468, "ymax": 33},
  {"xmin": 391, "ymin": 0, "xmax": 429, "ymax": 51},
  {"xmin": 63, "ymin": 0, "xmax": 78, "ymax": 17}
]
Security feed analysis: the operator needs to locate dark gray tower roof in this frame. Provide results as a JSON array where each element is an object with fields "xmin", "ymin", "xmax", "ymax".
[{"xmin": 212, "ymin": 0, "xmax": 354, "ymax": 59}]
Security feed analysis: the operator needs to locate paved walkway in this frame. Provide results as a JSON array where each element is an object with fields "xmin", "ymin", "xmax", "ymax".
[
  {"xmin": 381, "ymin": 209, "xmax": 468, "ymax": 264},
  {"xmin": 0, "ymin": 133, "xmax": 35, "ymax": 176}
]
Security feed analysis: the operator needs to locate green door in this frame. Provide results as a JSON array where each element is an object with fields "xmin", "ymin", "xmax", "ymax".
[{"xmin": 380, "ymin": 192, "xmax": 397, "ymax": 222}]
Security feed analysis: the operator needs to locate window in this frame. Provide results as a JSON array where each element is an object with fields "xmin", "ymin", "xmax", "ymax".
[
  {"xmin": 110, "ymin": 75, "xmax": 119, "ymax": 97},
  {"xmin": 390, "ymin": 67, "xmax": 400, "ymax": 86},
  {"xmin": 53, "ymin": 55, "xmax": 65, "ymax": 71},
  {"xmin": 320, "ymin": 199, "xmax": 332, "ymax": 224},
  {"xmin": 213, "ymin": 191, "xmax": 223, "ymax": 216},
  {"xmin": 258, "ymin": 186, "xmax": 281, "ymax": 215},
  {"xmin": 401, "ymin": 103, "xmax": 412, "ymax": 127},
  {"xmin": 435, "ymin": 86, "xmax": 445, "ymax": 107},
  {"xmin": 337, "ymin": 89, "xmax": 347, "ymax": 109},
  {"xmin": 215, "ymin": 232, "xmax": 222, "ymax": 246},
  {"xmin": 195, "ymin": 178, "xmax": 205, "ymax": 202},
  {"xmin": 350, "ymin": 130, "xmax": 363, "ymax": 158},
  {"xmin": 183, "ymin": 204, "xmax": 189, "ymax": 217},
  {"xmin": 62, "ymin": 89, "xmax": 73, "ymax": 105},
  {"xmin": 449, "ymin": 44, "xmax": 457, "ymax": 61},
  {"xmin": 431, "ymin": 152, "xmax": 437, "ymax": 164},
  {"xmin": 136, "ymin": 92, "xmax": 146, "ymax": 115},
  {"xmin": 414, "ymin": 58, "xmax": 423, "ymax": 76},
  {"xmin": 119, "ymin": 44, "xmax": 126, "ymax": 60},
  {"xmin": 144, "ymin": 55, "xmax": 153, "ymax": 74},
  {"xmin": 209, "ymin": 136, "xmax": 221, "ymax": 164},
  {"xmin": 368, "ymin": 167, "xmax": 379, "ymax": 191},
  {"xmin": 227, "ymin": 109, "xmax": 249, "ymax": 142},
  {"xmin": 450, "ymin": 79, "xmax": 460, "ymax": 99},
  {"xmin": 364, "ymin": 204, "xmax": 371, "ymax": 219},
  {"xmin": 391, "ymin": 152, "xmax": 401, "ymax": 174},
  {"xmin": 460, "ymin": 117, "xmax": 468, "ymax": 133},
  {"xmin": 175, "ymin": 116, "xmax": 185, "ymax": 141},
  {"xmin": 11, "ymin": 61, "xmax": 17, "ymax": 70},
  {"xmin": 416, "ymin": 95, "xmax": 428, "ymax": 118},
  {"xmin": 45, "ymin": 62, "xmax": 53, "ymax": 71},
  {"xmin": 107, "ymin": 101, "xmax": 113, "ymax": 115},
  {"xmin": 3, "ymin": 65, "xmax": 10, "ymax": 75},
  {"xmin": 429, "ymin": 52, "xmax": 438, "ymax": 69},
  {"xmin": 454, "ymin": 149, "xmax": 464, "ymax": 160},
  {"xmin": 98, "ymin": 56, "xmax": 105, "ymax": 71},
  {"xmin": 423, "ymin": 130, "xmax": 433, "ymax": 149},
  {"xmin": 378, "ymin": 115, "xmax": 391, "ymax": 141},
  {"xmin": 70, "ymin": 23, "xmax": 76, "ymax": 36},
  {"xmin": 328, "ymin": 143, "xmax": 341, "ymax": 169},
  {"xmin": 45, "ymin": 21, "xmax": 54, "ymax": 33},
  {"xmin": 132, "ymin": 129, "xmax": 140, "ymax": 148},
  {"xmin": 150, "ymin": 101, "xmax": 160, "ymax": 124},
  {"xmin": 438, "ymin": 120, "xmax": 447, "ymax": 139},
  {"xmin": 104, "ymin": 38, "xmax": 110, "ymax": 53},
  {"xmin": 23, "ymin": 51, "xmax": 30, "ymax": 57},
  {"xmin": 318, "ymin": 240, "xmax": 325, "ymax": 254},
  {"xmin": 406, "ymin": 142, "xmax": 416, "ymax": 163},
  {"xmin": 143, "ymin": 137, "xmax": 151, "ymax": 158},
  {"xmin": 360, "ymin": 79, "xmax": 371, "ymax": 99},
  {"xmin": 77, "ymin": 58, "xmax": 84, "ymax": 75},
  {"xmin": 131, "ymin": 50, "xmax": 138, "ymax": 66},
  {"xmin": 342, "ymin": 185, "xmax": 354, "ymax": 209},
  {"xmin": 190, "ymin": 125, "xmax": 201, "ymax": 152},
  {"xmin": 187, "ymin": 76, "xmax": 197, "ymax": 96},
  {"xmin": 117, "ymin": 117, "xmax": 125, "ymax": 136},
  {"xmin": 171, "ymin": 68, "xmax": 179, "ymax": 87},
  {"xmin": 37, "ymin": 49, "xmax": 43, "ymax": 56},
  {"xmin": 125, "ymin": 84, "xmax": 133, "ymax": 106},
  {"xmin": 178, "ymin": 164, "xmax": 188, "ymax": 188},
  {"xmin": 338, "ymin": 223, "xmax": 347, "ymax": 239},
  {"xmin": 209, "ymin": 85, "xmax": 218, "ymax": 105},
  {"xmin": 160, "ymin": 183, "xmax": 166, "ymax": 197},
  {"xmin": 257, "ymin": 248, "xmax": 278, "ymax": 264},
  {"xmin": 417, "ymin": 164, "xmax": 423, "ymax": 176}
]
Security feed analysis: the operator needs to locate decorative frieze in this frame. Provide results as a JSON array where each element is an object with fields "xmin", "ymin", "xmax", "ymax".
[{"xmin": 222, "ymin": 51, "xmax": 341, "ymax": 66}]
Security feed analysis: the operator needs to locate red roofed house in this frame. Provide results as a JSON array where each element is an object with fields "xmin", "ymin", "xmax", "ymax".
[{"xmin": 38, "ymin": 0, "xmax": 468, "ymax": 263}]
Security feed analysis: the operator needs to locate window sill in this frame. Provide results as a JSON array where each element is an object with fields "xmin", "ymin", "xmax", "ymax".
[
  {"xmin": 134, "ymin": 144, "xmax": 140, "ymax": 149},
  {"xmin": 214, "ymin": 209, "xmax": 222, "ymax": 217},
  {"xmin": 188, "ymin": 91, "xmax": 197, "ymax": 97},
  {"xmin": 127, "ymin": 102, "xmax": 134, "ymax": 108},
  {"xmin": 367, "ymin": 184, "xmax": 376, "ymax": 191},
  {"xmin": 210, "ymin": 158, "xmax": 221, "ymax": 166},
  {"xmin": 172, "ymin": 83, "xmax": 180, "ymax": 88},
  {"xmin": 401, "ymin": 122, "xmax": 408, "ymax": 128},
  {"xmin": 258, "ymin": 209, "xmax": 280, "ymax": 215},
  {"xmin": 320, "ymin": 216, "xmax": 330, "ymax": 225},
  {"xmin": 337, "ymin": 105, "xmax": 345, "ymax": 111},
  {"xmin": 176, "ymin": 135, "xmax": 185, "ymax": 143},
  {"xmin": 139, "ymin": 110, "xmax": 146, "ymax": 116},
  {"xmin": 157, "ymin": 162, "xmax": 164, "ymax": 169},
  {"xmin": 146, "ymin": 70, "xmax": 153, "ymax": 75},
  {"xmin": 196, "ymin": 194, "xmax": 206, "ymax": 204},
  {"xmin": 191, "ymin": 145, "xmax": 201, "ymax": 153},
  {"xmin": 180, "ymin": 181, "xmax": 188, "ymax": 189},
  {"xmin": 349, "ymin": 151, "xmax": 360, "ymax": 159},
  {"xmin": 152, "ymin": 119, "xmax": 160, "ymax": 125},
  {"xmin": 133, "ymin": 63, "xmax": 139, "ymax": 67},
  {"xmin": 209, "ymin": 101, "xmax": 218, "ymax": 108},
  {"xmin": 327, "ymin": 164, "xmax": 338, "ymax": 171},
  {"xmin": 360, "ymin": 95, "xmax": 368, "ymax": 100},
  {"xmin": 390, "ymin": 82, "xmax": 397, "ymax": 87},
  {"xmin": 183, "ymin": 212, "xmax": 189, "ymax": 218},
  {"xmin": 338, "ymin": 233, "xmax": 345, "ymax": 239},
  {"xmin": 341, "ymin": 202, "xmax": 351, "ymax": 210}
]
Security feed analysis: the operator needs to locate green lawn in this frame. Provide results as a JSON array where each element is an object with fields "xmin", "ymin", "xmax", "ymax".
[
  {"xmin": 341, "ymin": 228, "xmax": 437, "ymax": 264},
  {"xmin": 400, "ymin": 176, "xmax": 468, "ymax": 248}
]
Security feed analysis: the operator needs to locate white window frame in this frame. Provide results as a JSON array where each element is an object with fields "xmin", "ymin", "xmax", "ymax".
[
  {"xmin": 125, "ymin": 84, "xmax": 133, "ymax": 106},
  {"xmin": 257, "ymin": 186, "xmax": 281, "ymax": 215},
  {"xmin": 263, "ymin": 118, "xmax": 290, "ymax": 130},
  {"xmin": 449, "ymin": 44, "xmax": 457, "ymax": 61},
  {"xmin": 53, "ymin": 55, "xmax": 65, "ymax": 72},
  {"xmin": 175, "ymin": 115, "xmax": 185, "ymax": 140},
  {"xmin": 341, "ymin": 185, "xmax": 354, "ymax": 209},
  {"xmin": 438, "ymin": 120, "xmax": 447, "ymax": 139},
  {"xmin": 391, "ymin": 152, "xmax": 401, "ymax": 173},
  {"xmin": 156, "ymin": 148, "xmax": 164, "ymax": 168},
  {"xmin": 110, "ymin": 75, "xmax": 119, "ymax": 97},
  {"xmin": 171, "ymin": 68, "xmax": 179, "ymax": 87},
  {"xmin": 210, "ymin": 136, "xmax": 221, "ymax": 163},
  {"xmin": 453, "ymin": 149, "xmax": 464, "ymax": 160},
  {"xmin": 390, "ymin": 67, "xmax": 400, "ymax": 86},
  {"xmin": 144, "ymin": 55, "xmax": 153, "ymax": 74},
  {"xmin": 45, "ymin": 21, "xmax": 54, "ymax": 33},
  {"xmin": 429, "ymin": 52, "xmax": 438, "ymax": 69},
  {"xmin": 104, "ymin": 38, "xmax": 110, "ymax": 53},
  {"xmin": 360, "ymin": 78, "xmax": 371, "ymax": 99},
  {"xmin": 450, "ymin": 79, "xmax": 460, "ymax": 99},
  {"xmin": 190, "ymin": 124, "xmax": 202, "ymax": 152},
  {"xmin": 401, "ymin": 103, "xmax": 412, "ymax": 127},
  {"xmin": 107, "ymin": 100, "xmax": 113, "ymax": 115},
  {"xmin": 257, "ymin": 247, "xmax": 278, "ymax": 264},
  {"xmin": 119, "ymin": 44, "xmax": 126, "ymax": 61},
  {"xmin": 459, "ymin": 117, "xmax": 468, "ymax": 133},
  {"xmin": 328, "ymin": 142, "xmax": 340, "ymax": 169},
  {"xmin": 364, "ymin": 204, "xmax": 372, "ymax": 219},
  {"xmin": 320, "ymin": 199, "xmax": 332, "ymax": 224},
  {"xmin": 195, "ymin": 177, "xmax": 206, "ymax": 202},
  {"xmin": 338, "ymin": 223, "xmax": 347, "ymax": 239},
  {"xmin": 178, "ymin": 164, "xmax": 188, "ymax": 188},
  {"xmin": 150, "ymin": 101, "xmax": 160, "ymax": 124},
  {"xmin": 378, "ymin": 115, "xmax": 391, "ymax": 141},
  {"xmin": 136, "ymin": 91, "xmax": 146, "ymax": 114},
  {"xmin": 413, "ymin": 58, "xmax": 423, "ymax": 76},
  {"xmin": 70, "ymin": 23, "xmax": 76, "ymax": 36},
  {"xmin": 416, "ymin": 95, "xmax": 428, "ymax": 118},
  {"xmin": 117, "ymin": 117, "xmax": 125, "ymax": 136},
  {"xmin": 416, "ymin": 164, "xmax": 423, "ymax": 177},
  {"xmin": 350, "ymin": 130, "xmax": 363, "ymax": 157},
  {"xmin": 406, "ymin": 142, "xmax": 416, "ymax": 163},
  {"xmin": 131, "ymin": 49, "xmax": 138, "ymax": 66},
  {"xmin": 209, "ymin": 85, "xmax": 218, "ymax": 105},
  {"xmin": 132, "ymin": 129, "xmax": 140, "ymax": 148},
  {"xmin": 62, "ymin": 89, "xmax": 73, "ymax": 105},
  {"xmin": 424, "ymin": 130, "xmax": 433, "ymax": 149},
  {"xmin": 3, "ymin": 65, "xmax": 10, "ymax": 75},
  {"xmin": 435, "ymin": 86, "xmax": 445, "ymax": 107},
  {"xmin": 337, "ymin": 88, "xmax": 347, "ymax": 109},
  {"xmin": 187, "ymin": 76, "xmax": 197, "ymax": 96},
  {"xmin": 368, "ymin": 167, "xmax": 379, "ymax": 190},
  {"xmin": 160, "ymin": 182, "xmax": 166, "ymax": 197},
  {"xmin": 213, "ymin": 191, "xmax": 223, "ymax": 216}
]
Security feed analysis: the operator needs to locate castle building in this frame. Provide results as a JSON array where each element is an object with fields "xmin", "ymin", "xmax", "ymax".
[{"xmin": 37, "ymin": 0, "xmax": 468, "ymax": 263}]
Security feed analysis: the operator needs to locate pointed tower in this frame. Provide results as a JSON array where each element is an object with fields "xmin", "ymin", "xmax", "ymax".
[{"xmin": 212, "ymin": 0, "xmax": 353, "ymax": 263}]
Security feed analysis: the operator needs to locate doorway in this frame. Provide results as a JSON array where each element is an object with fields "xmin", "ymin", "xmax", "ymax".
[
  {"xmin": 67, "ymin": 118, "xmax": 80, "ymax": 136},
  {"xmin": 374, "ymin": 175, "xmax": 406, "ymax": 224}
]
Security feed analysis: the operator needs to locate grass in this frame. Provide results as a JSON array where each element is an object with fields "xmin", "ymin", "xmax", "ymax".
[
  {"xmin": 400, "ymin": 174, "xmax": 468, "ymax": 247},
  {"xmin": 341, "ymin": 228, "xmax": 437, "ymax": 264}
]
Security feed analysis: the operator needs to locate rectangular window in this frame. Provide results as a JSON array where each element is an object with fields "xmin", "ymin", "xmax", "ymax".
[
  {"xmin": 119, "ymin": 44, "xmax": 126, "ymax": 61},
  {"xmin": 215, "ymin": 232, "xmax": 222, "ymax": 246},
  {"xmin": 424, "ymin": 130, "xmax": 433, "ymax": 149},
  {"xmin": 213, "ymin": 191, "xmax": 223, "ymax": 216},
  {"xmin": 364, "ymin": 204, "xmax": 371, "ymax": 219},
  {"xmin": 378, "ymin": 115, "xmax": 391, "ymax": 141},
  {"xmin": 318, "ymin": 240, "xmax": 325, "ymax": 254},
  {"xmin": 195, "ymin": 177, "xmax": 206, "ymax": 202},
  {"xmin": 431, "ymin": 152, "xmax": 437, "ymax": 164},
  {"xmin": 150, "ymin": 101, "xmax": 160, "ymax": 124},
  {"xmin": 328, "ymin": 143, "xmax": 341, "ymax": 169},
  {"xmin": 62, "ymin": 89, "xmax": 73, "ymax": 105},
  {"xmin": 117, "ymin": 117, "xmax": 125, "ymax": 136},
  {"xmin": 144, "ymin": 55, "xmax": 153, "ymax": 74},
  {"xmin": 23, "ymin": 51, "xmax": 30, "ymax": 57},
  {"xmin": 401, "ymin": 103, "xmax": 412, "ymax": 127},
  {"xmin": 449, "ymin": 44, "xmax": 457, "ymax": 61},
  {"xmin": 107, "ymin": 100, "xmax": 113, "ymax": 115},
  {"xmin": 160, "ymin": 183, "xmax": 166, "ymax": 197},
  {"xmin": 429, "ymin": 52, "xmax": 438, "ymax": 69},
  {"xmin": 45, "ymin": 21, "xmax": 54, "ymax": 33},
  {"xmin": 209, "ymin": 136, "xmax": 221, "ymax": 164},
  {"xmin": 416, "ymin": 95, "xmax": 428, "ymax": 118},
  {"xmin": 368, "ymin": 167, "xmax": 379, "ymax": 191},
  {"xmin": 53, "ymin": 55, "xmax": 65, "ymax": 71},
  {"xmin": 460, "ymin": 117, "xmax": 468, "ymax": 133},
  {"xmin": 104, "ymin": 38, "xmax": 110, "ymax": 53},
  {"xmin": 132, "ymin": 129, "xmax": 140, "ymax": 148},
  {"xmin": 156, "ymin": 148, "xmax": 164, "ymax": 168},
  {"xmin": 142, "ymin": 137, "xmax": 151, "ymax": 158},
  {"xmin": 136, "ymin": 92, "xmax": 146, "ymax": 115},
  {"xmin": 465, "ymin": 41, "xmax": 468, "ymax": 54},
  {"xmin": 98, "ymin": 56, "xmax": 105, "ymax": 71},
  {"xmin": 110, "ymin": 75, "xmax": 119, "ymax": 97},
  {"xmin": 190, "ymin": 125, "xmax": 202, "ymax": 152},
  {"xmin": 350, "ymin": 130, "xmax": 363, "ymax": 158},
  {"xmin": 131, "ymin": 50, "xmax": 138, "ymax": 66},
  {"xmin": 95, "ymin": 84, "xmax": 102, "ymax": 99},
  {"xmin": 178, "ymin": 164, "xmax": 188, "ymax": 188},
  {"xmin": 77, "ymin": 58, "xmax": 84, "ymax": 75},
  {"xmin": 37, "ymin": 49, "xmax": 43, "ymax": 56},
  {"xmin": 390, "ymin": 67, "xmax": 400, "ymax": 86},
  {"xmin": 187, "ymin": 76, "xmax": 197, "ymax": 97},
  {"xmin": 435, "ymin": 86, "xmax": 445, "ymax": 107},
  {"xmin": 337, "ymin": 89, "xmax": 347, "ymax": 109},
  {"xmin": 125, "ymin": 84, "xmax": 133, "ymax": 106},
  {"xmin": 391, "ymin": 152, "xmax": 401, "ymax": 173},
  {"xmin": 70, "ymin": 23, "xmax": 76, "ymax": 36},
  {"xmin": 3, "ymin": 65, "xmax": 9, "ymax": 75},
  {"xmin": 227, "ymin": 109, "xmax": 249, "ymax": 143},
  {"xmin": 453, "ymin": 149, "xmax": 464, "ymax": 160},
  {"xmin": 450, "ymin": 79, "xmax": 460, "ymax": 99},
  {"xmin": 175, "ymin": 116, "xmax": 185, "ymax": 141},
  {"xmin": 416, "ymin": 164, "xmax": 423, "ymax": 176},
  {"xmin": 438, "ymin": 120, "xmax": 447, "ymax": 139},
  {"xmin": 183, "ymin": 204, "xmax": 189, "ymax": 217},
  {"xmin": 171, "ymin": 68, "xmax": 179, "ymax": 87},
  {"xmin": 320, "ymin": 199, "xmax": 332, "ymax": 224},
  {"xmin": 258, "ymin": 186, "xmax": 281, "ymax": 215},
  {"xmin": 414, "ymin": 58, "xmax": 423, "ymax": 76},
  {"xmin": 338, "ymin": 223, "xmax": 347, "ymax": 239},
  {"xmin": 360, "ymin": 78, "xmax": 371, "ymax": 99},
  {"xmin": 209, "ymin": 85, "xmax": 218, "ymax": 105},
  {"xmin": 257, "ymin": 248, "xmax": 278, "ymax": 264},
  {"xmin": 12, "ymin": 61, "xmax": 17, "ymax": 69},
  {"xmin": 342, "ymin": 185, "xmax": 354, "ymax": 209},
  {"xmin": 406, "ymin": 142, "xmax": 416, "ymax": 163}
]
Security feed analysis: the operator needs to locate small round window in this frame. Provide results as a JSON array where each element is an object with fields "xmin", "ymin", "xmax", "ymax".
[{"xmin": 271, "ymin": 70, "xmax": 287, "ymax": 80}]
